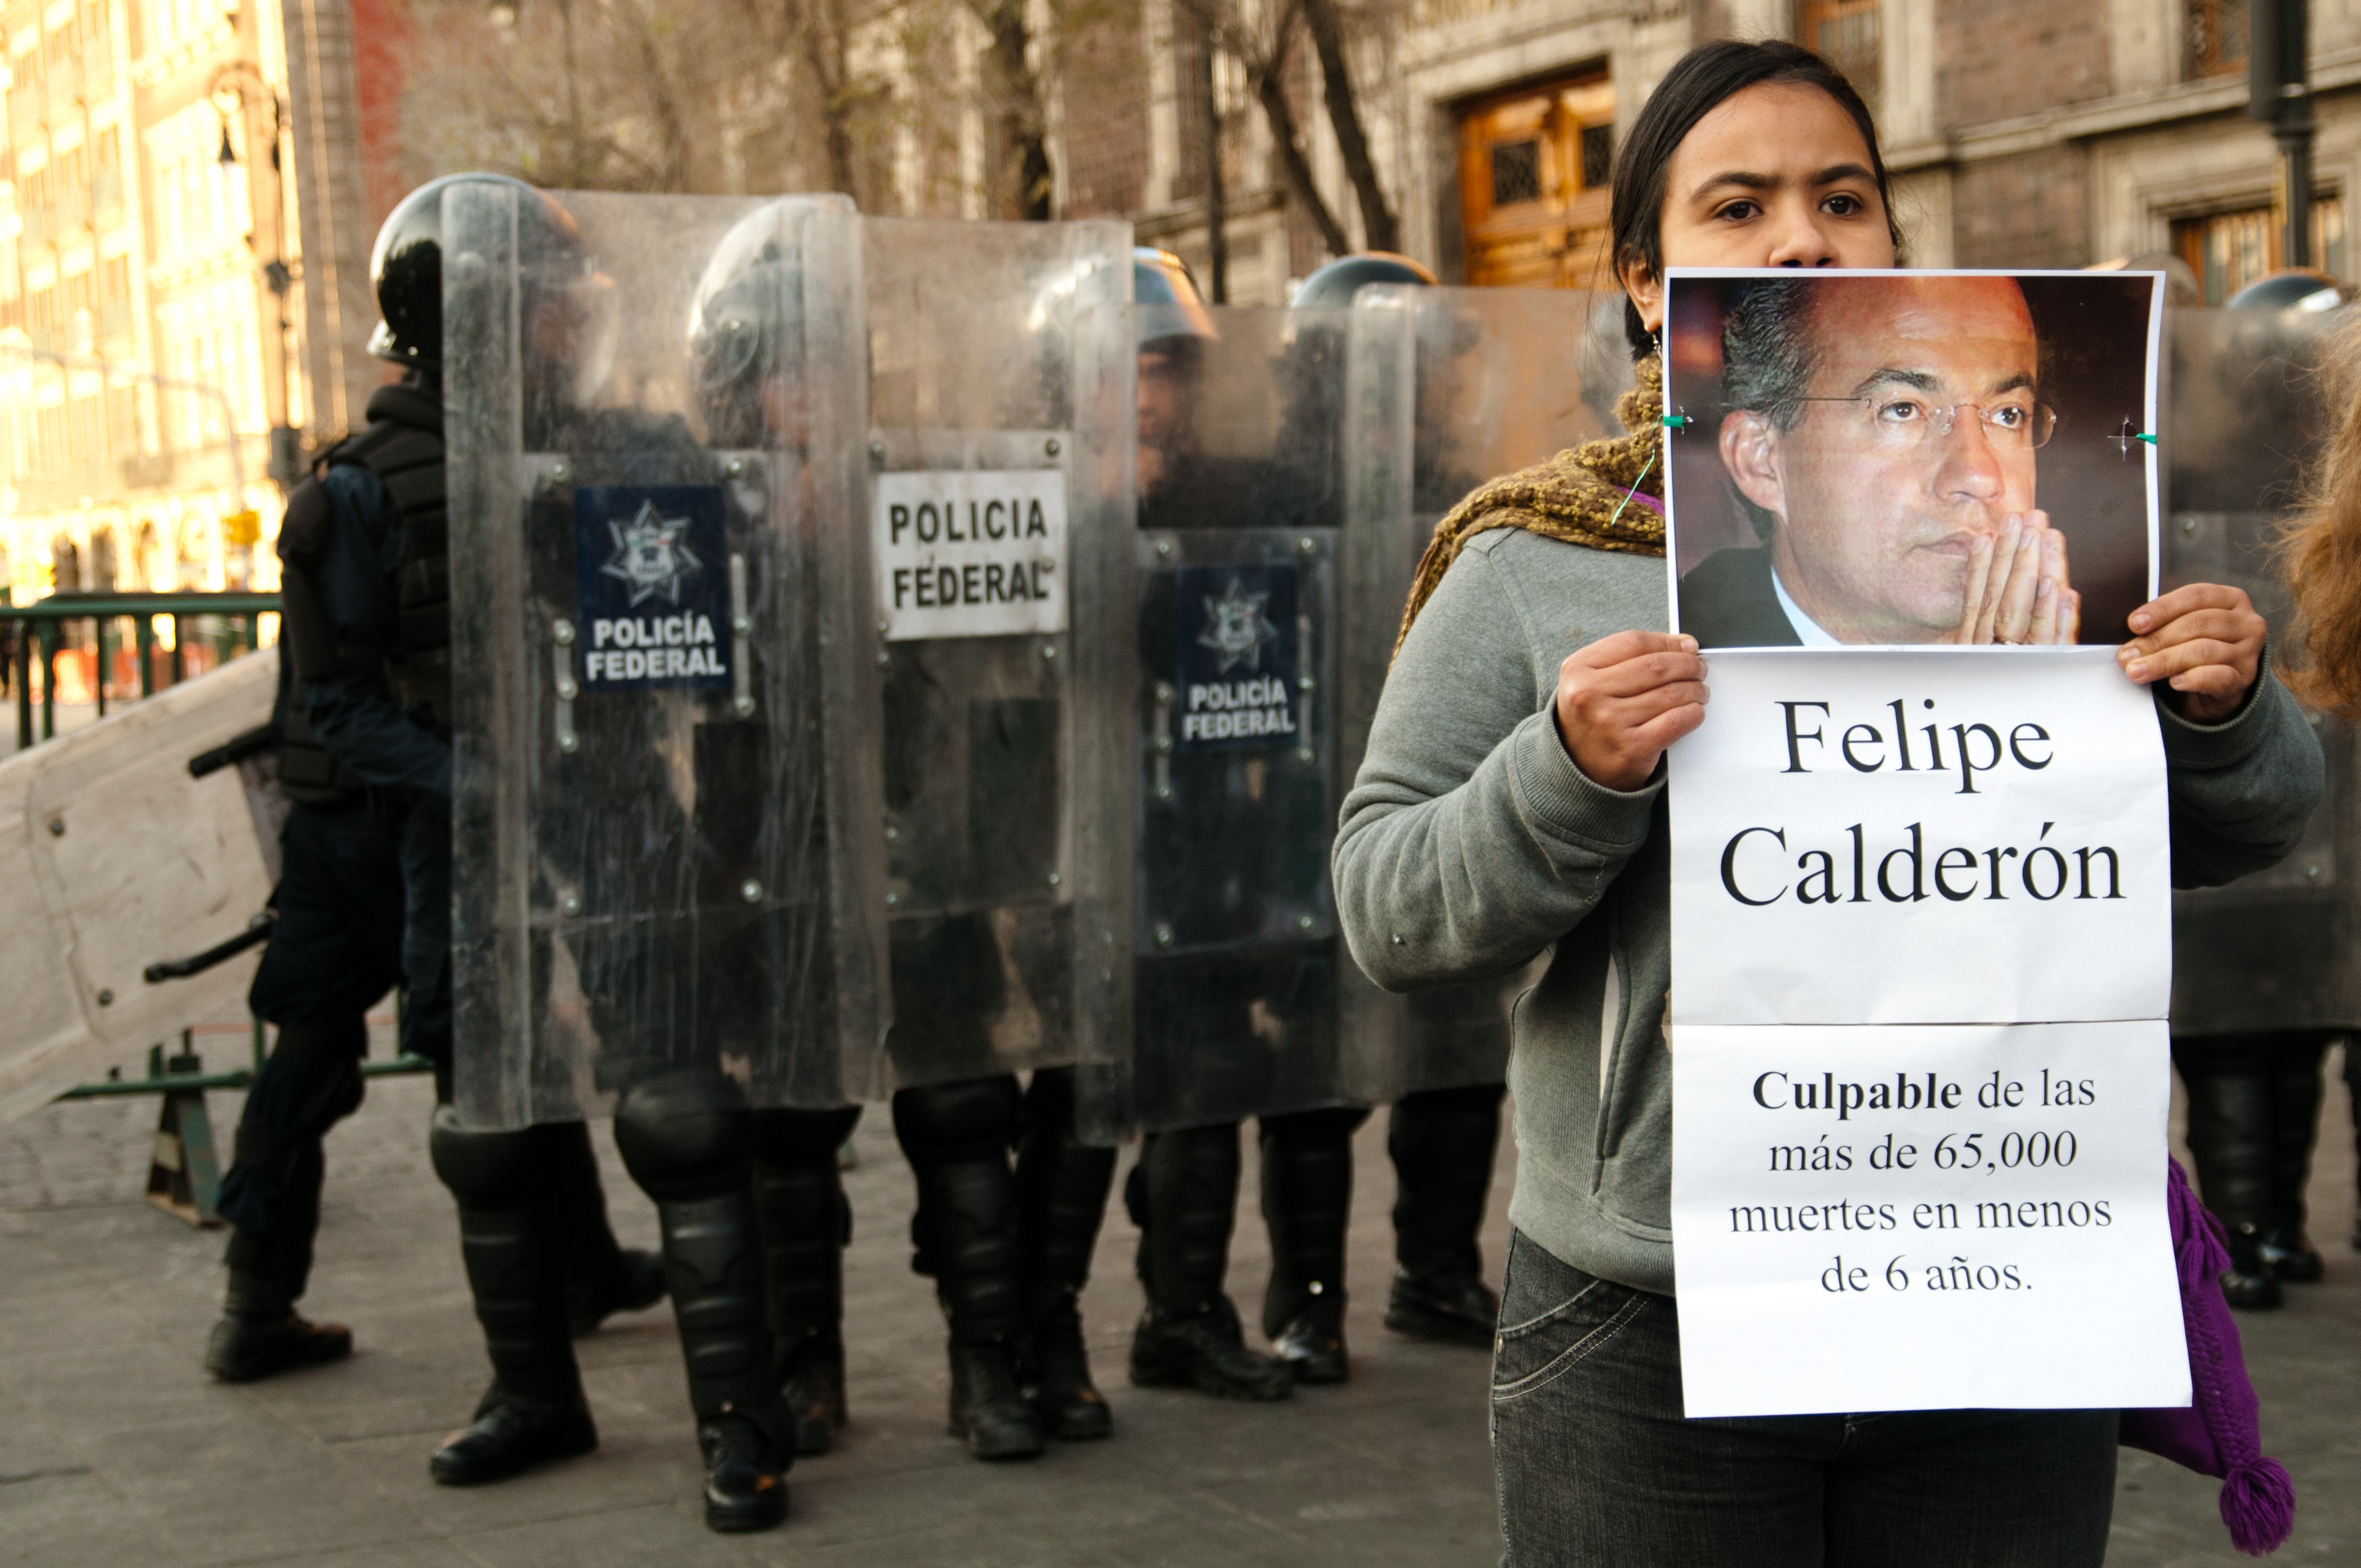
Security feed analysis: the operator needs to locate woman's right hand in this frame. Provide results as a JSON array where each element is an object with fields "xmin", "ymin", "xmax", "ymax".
[{"xmin": 1554, "ymin": 631, "xmax": 1710, "ymax": 791}]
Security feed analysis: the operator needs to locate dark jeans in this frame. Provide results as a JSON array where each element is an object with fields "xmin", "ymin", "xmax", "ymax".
[{"xmin": 1491, "ymin": 1229, "xmax": 2118, "ymax": 1568}]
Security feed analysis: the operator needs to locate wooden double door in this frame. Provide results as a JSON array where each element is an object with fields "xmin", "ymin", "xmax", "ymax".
[{"xmin": 1457, "ymin": 72, "xmax": 1616, "ymax": 289}]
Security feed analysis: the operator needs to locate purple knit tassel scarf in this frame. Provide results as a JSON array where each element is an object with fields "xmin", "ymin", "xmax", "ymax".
[{"xmin": 2119, "ymin": 1159, "xmax": 2297, "ymax": 1555}]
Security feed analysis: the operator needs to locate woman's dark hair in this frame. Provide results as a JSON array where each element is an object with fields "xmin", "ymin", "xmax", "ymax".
[{"xmin": 1610, "ymin": 40, "xmax": 1899, "ymax": 356}]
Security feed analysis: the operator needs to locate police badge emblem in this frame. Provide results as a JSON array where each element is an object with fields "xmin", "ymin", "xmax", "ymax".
[
  {"xmin": 1174, "ymin": 563, "xmax": 1299, "ymax": 752},
  {"xmin": 601, "ymin": 500, "xmax": 703, "ymax": 607},
  {"xmin": 573, "ymin": 484, "xmax": 733, "ymax": 692},
  {"xmin": 1198, "ymin": 577, "xmax": 1277, "ymax": 674}
]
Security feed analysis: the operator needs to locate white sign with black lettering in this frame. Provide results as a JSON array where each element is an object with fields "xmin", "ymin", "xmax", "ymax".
[
  {"xmin": 1668, "ymin": 649, "xmax": 2170, "ymax": 1027},
  {"xmin": 1666, "ymin": 647, "xmax": 2183, "ymax": 1417},
  {"xmin": 1669, "ymin": 1018, "xmax": 2186, "ymax": 1416},
  {"xmin": 874, "ymin": 469, "xmax": 1068, "ymax": 642}
]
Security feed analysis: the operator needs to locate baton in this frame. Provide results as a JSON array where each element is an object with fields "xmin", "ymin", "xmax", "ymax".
[
  {"xmin": 188, "ymin": 724, "xmax": 280, "ymax": 779},
  {"xmin": 144, "ymin": 909, "xmax": 277, "ymax": 983}
]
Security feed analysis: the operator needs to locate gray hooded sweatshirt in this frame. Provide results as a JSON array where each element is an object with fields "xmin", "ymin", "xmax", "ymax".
[{"xmin": 1333, "ymin": 527, "xmax": 2324, "ymax": 1296}]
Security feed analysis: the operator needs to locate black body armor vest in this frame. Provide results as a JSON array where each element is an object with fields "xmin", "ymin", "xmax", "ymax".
[
  {"xmin": 330, "ymin": 382, "xmax": 450, "ymax": 721},
  {"xmin": 272, "ymin": 646, "xmax": 366, "ymax": 806}
]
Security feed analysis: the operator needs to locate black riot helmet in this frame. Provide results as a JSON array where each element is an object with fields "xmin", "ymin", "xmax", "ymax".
[
  {"xmin": 2225, "ymin": 267, "xmax": 2349, "ymax": 313},
  {"xmin": 367, "ymin": 172, "xmax": 593, "ymax": 371},
  {"xmin": 1136, "ymin": 246, "xmax": 1216, "ymax": 354},
  {"xmin": 1287, "ymin": 252, "xmax": 1435, "ymax": 311},
  {"xmin": 688, "ymin": 203, "xmax": 805, "ymax": 448}
]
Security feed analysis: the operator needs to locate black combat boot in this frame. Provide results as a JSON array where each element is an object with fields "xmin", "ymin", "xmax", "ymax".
[
  {"xmin": 1259, "ymin": 1108, "xmax": 1367, "ymax": 1385},
  {"xmin": 207, "ymin": 1028, "xmax": 365, "ymax": 1382},
  {"xmin": 427, "ymin": 1113, "xmax": 599, "ymax": 1485},
  {"xmin": 751, "ymin": 1105, "xmax": 862, "ymax": 1455},
  {"xmin": 2258, "ymin": 1038, "xmax": 2329, "ymax": 1284},
  {"xmin": 895, "ymin": 1079, "xmax": 1046, "ymax": 1460},
  {"xmin": 1016, "ymin": 1068, "xmax": 1116, "ymax": 1439},
  {"xmin": 207, "ymin": 1212, "xmax": 354, "ymax": 1382},
  {"xmin": 1386, "ymin": 1084, "xmax": 1506, "ymax": 1347},
  {"xmin": 1129, "ymin": 1125, "xmax": 1294, "ymax": 1401},
  {"xmin": 2179, "ymin": 1051, "xmax": 2283, "ymax": 1310},
  {"xmin": 615, "ymin": 1074, "xmax": 796, "ymax": 1533}
]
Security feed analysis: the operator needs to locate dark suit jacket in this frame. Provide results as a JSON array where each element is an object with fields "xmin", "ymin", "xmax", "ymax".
[{"xmin": 1677, "ymin": 545, "xmax": 1803, "ymax": 649}]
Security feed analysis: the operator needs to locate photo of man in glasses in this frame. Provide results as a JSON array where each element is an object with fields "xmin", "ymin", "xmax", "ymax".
[{"xmin": 1675, "ymin": 273, "xmax": 2109, "ymax": 648}]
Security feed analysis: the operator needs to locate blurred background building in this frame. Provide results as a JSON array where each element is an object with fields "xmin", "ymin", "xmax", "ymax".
[{"xmin": 1, "ymin": 0, "xmax": 2343, "ymax": 637}]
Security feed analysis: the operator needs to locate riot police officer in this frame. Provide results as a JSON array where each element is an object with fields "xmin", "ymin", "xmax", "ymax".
[
  {"xmin": 2167, "ymin": 271, "xmax": 2356, "ymax": 1308},
  {"xmin": 277, "ymin": 176, "xmax": 736, "ymax": 1504},
  {"xmin": 200, "ymin": 651, "xmax": 403, "ymax": 1382},
  {"xmin": 1288, "ymin": 253, "xmax": 1510, "ymax": 1353},
  {"xmin": 1118, "ymin": 249, "xmax": 1343, "ymax": 1397},
  {"xmin": 852, "ymin": 220, "xmax": 1131, "ymax": 1460},
  {"xmin": 204, "ymin": 647, "xmax": 664, "ymax": 1384}
]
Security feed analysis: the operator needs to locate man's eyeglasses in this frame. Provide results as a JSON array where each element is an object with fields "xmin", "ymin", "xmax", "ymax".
[{"xmin": 1794, "ymin": 394, "xmax": 2059, "ymax": 451}]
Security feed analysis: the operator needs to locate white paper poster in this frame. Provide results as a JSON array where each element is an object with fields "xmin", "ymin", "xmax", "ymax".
[
  {"xmin": 1668, "ymin": 649, "xmax": 2171, "ymax": 1027},
  {"xmin": 1659, "ymin": 268, "xmax": 2186, "ymax": 1418},
  {"xmin": 1669, "ymin": 1020, "xmax": 2186, "ymax": 1416}
]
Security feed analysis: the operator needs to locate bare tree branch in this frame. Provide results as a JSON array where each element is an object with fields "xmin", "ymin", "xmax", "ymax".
[
  {"xmin": 1175, "ymin": 0, "xmax": 1350, "ymax": 264},
  {"xmin": 1300, "ymin": 0, "xmax": 1395, "ymax": 252}
]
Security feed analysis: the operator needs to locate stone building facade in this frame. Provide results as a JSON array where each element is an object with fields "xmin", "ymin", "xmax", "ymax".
[
  {"xmin": 0, "ymin": 0, "xmax": 389, "ymax": 625},
  {"xmin": 1055, "ymin": 0, "xmax": 2352, "ymax": 305}
]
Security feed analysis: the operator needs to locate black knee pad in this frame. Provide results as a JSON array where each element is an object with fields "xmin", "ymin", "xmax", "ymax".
[
  {"xmin": 614, "ymin": 1070, "xmax": 754, "ymax": 1204},
  {"xmin": 893, "ymin": 1075, "xmax": 1022, "ymax": 1166},
  {"xmin": 749, "ymin": 1104, "xmax": 861, "ymax": 1168},
  {"xmin": 428, "ymin": 1106, "xmax": 545, "ymax": 1207}
]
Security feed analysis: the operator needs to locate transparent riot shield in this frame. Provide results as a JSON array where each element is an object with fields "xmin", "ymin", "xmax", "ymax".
[
  {"xmin": 852, "ymin": 214, "xmax": 1134, "ymax": 1098},
  {"xmin": 444, "ymin": 188, "xmax": 887, "ymax": 1128},
  {"xmin": 0, "ymin": 648, "xmax": 279, "ymax": 1121},
  {"xmin": 2163, "ymin": 304, "xmax": 2360, "ymax": 1034},
  {"xmin": 1335, "ymin": 285, "xmax": 1632, "ymax": 1103},
  {"xmin": 1068, "ymin": 303, "xmax": 1360, "ymax": 1140}
]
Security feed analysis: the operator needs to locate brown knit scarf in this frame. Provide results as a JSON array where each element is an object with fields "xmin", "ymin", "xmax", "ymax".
[{"xmin": 1394, "ymin": 353, "xmax": 1669, "ymax": 657}]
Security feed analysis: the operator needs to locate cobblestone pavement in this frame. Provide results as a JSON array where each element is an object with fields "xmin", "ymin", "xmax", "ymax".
[{"xmin": 1, "ymin": 1025, "xmax": 2353, "ymax": 1567}]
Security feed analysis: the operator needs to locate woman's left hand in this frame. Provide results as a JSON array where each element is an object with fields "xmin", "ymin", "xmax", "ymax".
[{"xmin": 2117, "ymin": 584, "xmax": 2267, "ymax": 722}]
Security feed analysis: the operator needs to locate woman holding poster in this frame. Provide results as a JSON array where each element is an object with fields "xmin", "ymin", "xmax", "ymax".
[{"xmin": 1335, "ymin": 38, "xmax": 2320, "ymax": 1568}]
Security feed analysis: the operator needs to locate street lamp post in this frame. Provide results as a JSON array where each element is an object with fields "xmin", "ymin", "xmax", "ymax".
[
  {"xmin": 2251, "ymin": 0, "xmax": 2317, "ymax": 269},
  {"xmin": 207, "ymin": 62, "xmax": 303, "ymax": 491}
]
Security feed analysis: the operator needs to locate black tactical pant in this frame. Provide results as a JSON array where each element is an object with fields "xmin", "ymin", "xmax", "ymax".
[
  {"xmin": 219, "ymin": 799, "xmax": 407, "ymax": 1304},
  {"xmin": 2173, "ymin": 1029, "xmax": 2339, "ymax": 1254}
]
